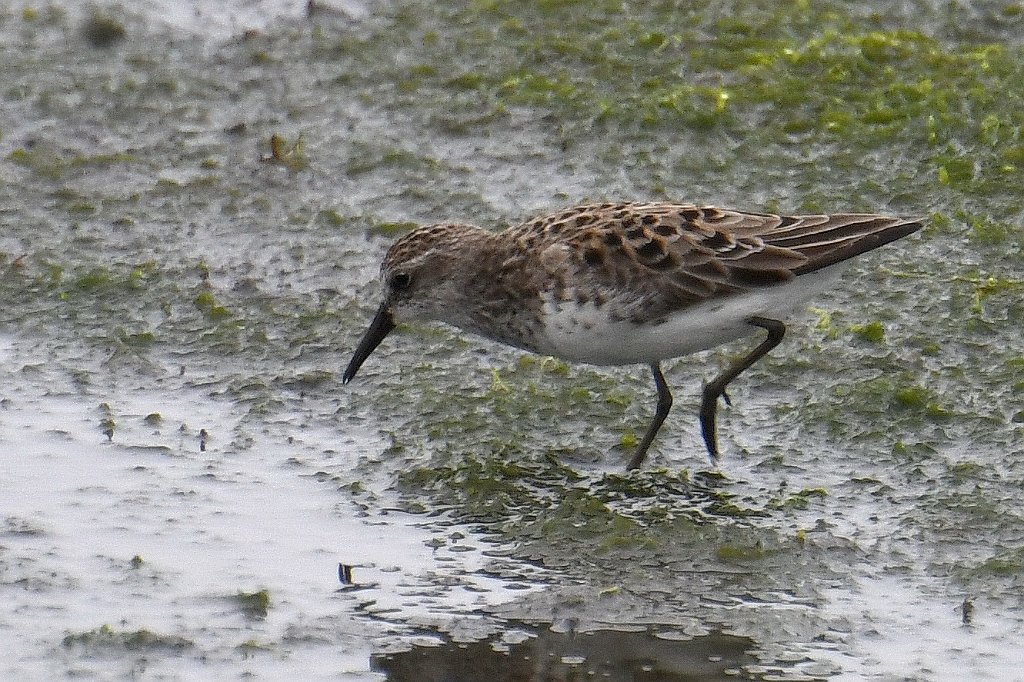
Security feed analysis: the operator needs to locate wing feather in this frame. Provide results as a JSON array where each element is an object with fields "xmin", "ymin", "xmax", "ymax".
[{"xmin": 510, "ymin": 202, "xmax": 922, "ymax": 315}]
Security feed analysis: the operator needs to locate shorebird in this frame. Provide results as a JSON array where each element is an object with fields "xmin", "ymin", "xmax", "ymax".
[{"xmin": 343, "ymin": 202, "xmax": 922, "ymax": 469}]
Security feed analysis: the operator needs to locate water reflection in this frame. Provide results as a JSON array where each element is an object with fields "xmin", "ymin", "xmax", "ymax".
[{"xmin": 372, "ymin": 622, "xmax": 763, "ymax": 681}]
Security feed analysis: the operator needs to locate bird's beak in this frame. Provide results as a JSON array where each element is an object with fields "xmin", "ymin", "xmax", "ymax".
[{"xmin": 343, "ymin": 301, "xmax": 395, "ymax": 383}]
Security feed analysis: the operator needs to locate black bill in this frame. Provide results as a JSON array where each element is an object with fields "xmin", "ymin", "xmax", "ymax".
[{"xmin": 342, "ymin": 301, "xmax": 395, "ymax": 383}]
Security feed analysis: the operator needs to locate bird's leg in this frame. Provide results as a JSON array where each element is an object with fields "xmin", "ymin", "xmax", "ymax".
[
  {"xmin": 699, "ymin": 316, "xmax": 786, "ymax": 463},
  {"xmin": 626, "ymin": 362, "xmax": 673, "ymax": 471}
]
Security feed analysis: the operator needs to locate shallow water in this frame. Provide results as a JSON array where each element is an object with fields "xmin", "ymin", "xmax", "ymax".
[
  {"xmin": 2, "ymin": 1, "xmax": 1023, "ymax": 680},
  {"xmin": 1, "ymin": 330, "xmax": 546, "ymax": 679}
]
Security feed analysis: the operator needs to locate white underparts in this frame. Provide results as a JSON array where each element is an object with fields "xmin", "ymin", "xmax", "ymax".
[{"xmin": 537, "ymin": 266, "xmax": 846, "ymax": 365}]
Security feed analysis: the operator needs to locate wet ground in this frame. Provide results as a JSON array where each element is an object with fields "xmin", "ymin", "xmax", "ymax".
[{"xmin": 1, "ymin": 1, "xmax": 1023, "ymax": 680}]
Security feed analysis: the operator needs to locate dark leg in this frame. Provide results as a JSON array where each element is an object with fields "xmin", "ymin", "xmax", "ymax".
[
  {"xmin": 699, "ymin": 316, "xmax": 786, "ymax": 463},
  {"xmin": 626, "ymin": 362, "xmax": 673, "ymax": 471}
]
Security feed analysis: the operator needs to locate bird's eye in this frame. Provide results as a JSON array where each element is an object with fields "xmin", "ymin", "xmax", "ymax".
[{"xmin": 391, "ymin": 272, "xmax": 412, "ymax": 290}]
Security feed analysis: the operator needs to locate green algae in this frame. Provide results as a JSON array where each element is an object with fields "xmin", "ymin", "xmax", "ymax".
[
  {"xmin": 716, "ymin": 541, "xmax": 776, "ymax": 563},
  {"xmin": 394, "ymin": 450, "xmax": 765, "ymax": 552},
  {"xmin": 7, "ymin": 146, "xmax": 136, "ymax": 180},
  {"xmin": 238, "ymin": 639, "xmax": 275, "ymax": 657},
  {"xmin": 953, "ymin": 272, "xmax": 1024, "ymax": 315},
  {"xmin": 234, "ymin": 589, "xmax": 271, "ymax": 619},
  {"xmin": 81, "ymin": 8, "xmax": 126, "ymax": 48},
  {"xmin": 769, "ymin": 487, "xmax": 829, "ymax": 512},
  {"xmin": 194, "ymin": 290, "xmax": 232, "ymax": 320},
  {"xmin": 98, "ymin": 402, "xmax": 116, "ymax": 441},
  {"xmin": 71, "ymin": 266, "xmax": 112, "ymax": 291},
  {"xmin": 849, "ymin": 320, "xmax": 886, "ymax": 344},
  {"xmin": 62, "ymin": 624, "xmax": 192, "ymax": 651},
  {"xmin": 370, "ymin": 221, "xmax": 419, "ymax": 237},
  {"xmin": 306, "ymin": 1, "xmax": 1024, "ymax": 217},
  {"xmin": 972, "ymin": 552, "xmax": 1024, "ymax": 577},
  {"xmin": 836, "ymin": 375, "xmax": 951, "ymax": 422}
]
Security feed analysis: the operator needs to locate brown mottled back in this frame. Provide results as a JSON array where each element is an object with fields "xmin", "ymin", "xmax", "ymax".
[{"xmin": 504, "ymin": 202, "xmax": 921, "ymax": 320}]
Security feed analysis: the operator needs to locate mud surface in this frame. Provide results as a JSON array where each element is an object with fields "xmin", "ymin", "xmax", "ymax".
[{"xmin": 2, "ymin": 1, "xmax": 1023, "ymax": 680}]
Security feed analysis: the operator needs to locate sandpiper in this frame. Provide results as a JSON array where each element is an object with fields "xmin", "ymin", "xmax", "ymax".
[{"xmin": 343, "ymin": 202, "xmax": 922, "ymax": 469}]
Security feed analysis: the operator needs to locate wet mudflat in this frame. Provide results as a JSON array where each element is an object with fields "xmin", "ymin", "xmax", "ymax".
[{"xmin": 1, "ymin": 1, "xmax": 1023, "ymax": 680}]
